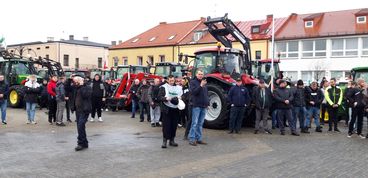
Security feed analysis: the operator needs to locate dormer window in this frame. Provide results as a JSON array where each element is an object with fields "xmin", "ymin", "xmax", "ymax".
[
  {"xmin": 193, "ymin": 32, "xmax": 203, "ymax": 42},
  {"xmin": 305, "ymin": 21, "xmax": 313, "ymax": 28},
  {"xmin": 357, "ymin": 16, "xmax": 366, "ymax": 23},
  {"xmin": 132, "ymin": 38, "xmax": 139, "ymax": 43},
  {"xmin": 168, "ymin": 35, "xmax": 175, "ymax": 40},
  {"xmin": 251, "ymin": 26, "xmax": 260, "ymax": 34},
  {"xmin": 149, "ymin": 37, "xmax": 156, "ymax": 42}
]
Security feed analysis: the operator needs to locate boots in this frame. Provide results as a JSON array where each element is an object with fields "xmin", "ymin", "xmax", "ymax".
[
  {"xmin": 302, "ymin": 128, "xmax": 310, "ymax": 133},
  {"xmin": 169, "ymin": 139, "xmax": 178, "ymax": 147},
  {"xmin": 316, "ymin": 126, "xmax": 322, "ymax": 132},
  {"xmin": 161, "ymin": 139, "xmax": 167, "ymax": 149}
]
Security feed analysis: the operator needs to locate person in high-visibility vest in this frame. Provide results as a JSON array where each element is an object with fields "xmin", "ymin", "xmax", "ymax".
[{"xmin": 324, "ymin": 78, "xmax": 343, "ymax": 132}]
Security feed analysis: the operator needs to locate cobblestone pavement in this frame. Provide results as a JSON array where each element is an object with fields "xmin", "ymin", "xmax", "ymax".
[{"xmin": 1, "ymin": 108, "xmax": 368, "ymax": 178}]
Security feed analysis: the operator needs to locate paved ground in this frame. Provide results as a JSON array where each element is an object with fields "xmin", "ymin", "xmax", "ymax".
[{"xmin": 1, "ymin": 108, "xmax": 368, "ymax": 178}]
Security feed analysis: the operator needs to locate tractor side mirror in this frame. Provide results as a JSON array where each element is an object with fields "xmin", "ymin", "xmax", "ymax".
[
  {"xmin": 170, "ymin": 66, "xmax": 176, "ymax": 72},
  {"xmin": 178, "ymin": 53, "xmax": 183, "ymax": 62},
  {"xmin": 265, "ymin": 64, "xmax": 271, "ymax": 73}
]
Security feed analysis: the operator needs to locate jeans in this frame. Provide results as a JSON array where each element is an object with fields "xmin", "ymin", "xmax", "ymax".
[
  {"xmin": 277, "ymin": 109, "xmax": 295, "ymax": 133},
  {"xmin": 150, "ymin": 106, "xmax": 161, "ymax": 124},
  {"xmin": 272, "ymin": 109, "xmax": 279, "ymax": 128},
  {"xmin": 131, "ymin": 100, "xmax": 138, "ymax": 117},
  {"xmin": 76, "ymin": 112, "xmax": 89, "ymax": 147},
  {"xmin": 0, "ymin": 100, "xmax": 7, "ymax": 122},
  {"xmin": 293, "ymin": 107, "xmax": 306, "ymax": 129},
  {"xmin": 229, "ymin": 106, "xmax": 245, "ymax": 132},
  {"xmin": 306, "ymin": 107, "xmax": 320, "ymax": 128},
  {"xmin": 26, "ymin": 102, "xmax": 37, "ymax": 122},
  {"xmin": 189, "ymin": 107, "xmax": 206, "ymax": 142}
]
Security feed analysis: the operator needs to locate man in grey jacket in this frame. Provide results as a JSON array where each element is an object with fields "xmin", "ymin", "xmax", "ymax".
[
  {"xmin": 148, "ymin": 78, "xmax": 161, "ymax": 127},
  {"xmin": 252, "ymin": 80, "xmax": 272, "ymax": 134},
  {"xmin": 137, "ymin": 79, "xmax": 151, "ymax": 122},
  {"xmin": 56, "ymin": 76, "xmax": 67, "ymax": 126}
]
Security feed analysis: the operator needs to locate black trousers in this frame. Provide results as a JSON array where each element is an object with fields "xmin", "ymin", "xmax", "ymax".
[
  {"xmin": 277, "ymin": 109, "xmax": 295, "ymax": 133},
  {"xmin": 139, "ymin": 102, "xmax": 150, "ymax": 121},
  {"xmin": 65, "ymin": 100, "xmax": 71, "ymax": 120},
  {"xmin": 76, "ymin": 112, "xmax": 89, "ymax": 147},
  {"xmin": 185, "ymin": 105, "xmax": 192, "ymax": 137},
  {"xmin": 162, "ymin": 107, "xmax": 179, "ymax": 140},
  {"xmin": 349, "ymin": 107, "xmax": 365, "ymax": 134},
  {"xmin": 91, "ymin": 97, "xmax": 103, "ymax": 118},
  {"xmin": 321, "ymin": 103, "xmax": 328, "ymax": 124},
  {"xmin": 48, "ymin": 97, "xmax": 57, "ymax": 123},
  {"xmin": 179, "ymin": 106, "xmax": 188, "ymax": 126},
  {"xmin": 39, "ymin": 95, "xmax": 48, "ymax": 109},
  {"xmin": 328, "ymin": 107, "xmax": 339, "ymax": 130}
]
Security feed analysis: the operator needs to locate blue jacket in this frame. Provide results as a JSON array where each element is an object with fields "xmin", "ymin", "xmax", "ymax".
[
  {"xmin": 228, "ymin": 85, "xmax": 250, "ymax": 107},
  {"xmin": 190, "ymin": 78, "xmax": 209, "ymax": 108}
]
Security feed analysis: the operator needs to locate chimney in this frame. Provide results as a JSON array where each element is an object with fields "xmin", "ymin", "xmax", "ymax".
[
  {"xmin": 69, "ymin": 35, "xmax": 74, "ymax": 40},
  {"xmin": 111, "ymin": 41, "xmax": 117, "ymax": 46},
  {"xmin": 159, "ymin": 22, "xmax": 167, "ymax": 25},
  {"xmin": 266, "ymin": 14, "xmax": 273, "ymax": 22},
  {"xmin": 47, "ymin": 37, "xmax": 54, "ymax": 42},
  {"xmin": 118, "ymin": 40, "xmax": 122, "ymax": 44},
  {"xmin": 83, "ymin": 37, "xmax": 89, "ymax": 41}
]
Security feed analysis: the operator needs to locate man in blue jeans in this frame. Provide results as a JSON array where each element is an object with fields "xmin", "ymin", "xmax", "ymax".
[
  {"xmin": 305, "ymin": 81, "xmax": 324, "ymax": 132},
  {"xmin": 189, "ymin": 70, "xmax": 209, "ymax": 146},
  {"xmin": 228, "ymin": 78, "xmax": 250, "ymax": 134},
  {"xmin": 292, "ymin": 80, "xmax": 308, "ymax": 133},
  {"xmin": 0, "ymin": 75, "xmax": 9, "ymax": 125}
]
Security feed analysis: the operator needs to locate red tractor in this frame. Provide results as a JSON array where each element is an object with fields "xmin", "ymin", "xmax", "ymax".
[{"xmin": 180, "ymin": 14, "xmax": 281, "ymax": 129}]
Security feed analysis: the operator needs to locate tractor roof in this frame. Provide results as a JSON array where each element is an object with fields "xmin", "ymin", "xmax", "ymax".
[
  {"xmin": 117, "ymin": 65, "xmax": 147, "ymax": 68},
  {"xmin": 155, "ymin": 62, "xmax": 183, "ymax": 66},
  {"xmin": 352, "ymin": 67, "xmax": 368, "ymax": 71},
  {"xmin": 194, "ymin": 46, "xmax": 244, "ymax": 54}
]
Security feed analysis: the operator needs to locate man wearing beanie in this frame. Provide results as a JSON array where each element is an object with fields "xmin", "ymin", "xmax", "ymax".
[
  {"xmin": 273, "ymin": 80, "xmax": 299, "ymax": 136},
  {"xmin": 292, "ymin": 80, "xmax": 308, "ymax": 133},
  {"xmin": 157, "ymin": 75, "xmax": 183, "ymax": 148}
]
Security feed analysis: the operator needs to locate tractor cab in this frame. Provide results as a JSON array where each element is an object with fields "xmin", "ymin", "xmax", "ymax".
[
  {"xmin": 64, "ymin": 69, "xmax": 90, "ymax": 78},
  {"xmin": 351, "ymin": 67, "xmax": 368, "ymax": 82},
  {"xmin": 154, "ymin": 62, "xmax": 186, "ymax": 78},
  {"xmin": 116, "ymin": 65, "xmax": 148, "ymax": 80},
  {"xmin": 252, "ymin": 59, "xmax": 281, "ymax": 84}
]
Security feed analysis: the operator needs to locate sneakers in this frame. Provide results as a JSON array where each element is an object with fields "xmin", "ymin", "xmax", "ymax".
[
  {"xmin": 151, "ymin": 123, "xmax": 156, "ymax": 127},
  {"xmin": 56, "ymin": 122, "xmax": 66, "ymax": 126},
  {"xmin": 334, "ymin": 129, "xmax": 341, "ymax": 133},
  {"xmin": 98, "ymin": 117, "xmax": 103, "ymax": 122},
  {"xmin": 291, "ymin": 132, "xmax": 300, "ymax": 136},
  {"xmin": 359, "ymin": 134, "xmax": 365, "ymax": 139},
  {"xmin": 189, "ymin": 141, "xmax": 197, "ymax": 146},
  {"xmin": 105, "ymin": 108, "xmax": 109, "ymax": 112},
  {"xmin": 178, "ymin": 124, "xmax": 183, "ymax": 128},
  {"xmin": 27, "ymin": 121, "xmax": 31, "ymax": 124},
  {"xmin": 254, "ymin": 130, "xmax": 258, "ymax": 134},
  {"xmin": 347, "ymin": 132, "xmax": 353, "ymax": 138},
  {"xmin": 315, "ymin": 127, "xmax": 322, "ymax": 133},
  {"xmin": 31, "ymin": 121, "xmax": 37, "ymax": 125},
  {"xmin": 90, "ymin": 118, "xmax": 95, "ymax": 122},
  {"xmin": 2, "ymin": 121, "xmax": 7, "ymax": 125},
  {"xmin": 75, "ymin": 145, "xmax": 88, "ymax": 151},
  {"xmin": 67, "ymin": 119, "xmax": 72, "ymax": 123},
  {"xmin": 197, "ymin": 141, "xmax": 207, "ymax": 145},
  {"xmin": 228, "ymin": 130, "xmax": 234, "ymax": 134},
  {"xmin": 265, "ymin": 130, "xmax": 272, "ymax": 134}
]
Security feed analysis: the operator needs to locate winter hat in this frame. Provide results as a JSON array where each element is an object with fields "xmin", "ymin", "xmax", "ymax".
[{"xmin": 297, "ymin": 80, "xmax": 304, "ymax": 86}]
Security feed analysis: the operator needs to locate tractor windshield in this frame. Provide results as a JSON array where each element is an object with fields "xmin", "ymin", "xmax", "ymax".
[
  {"xmin": 133, "ymin": 67, "xmax": 147, "ymax": 74},
  {"xmin": 155, "ymin": 66, "xmax": 183, "ymax": 77},
  {"xmin": 257, "ymin": 63, "xmax": 280, "ymax": 84},
  {"xmin": 11, "ymin": 61, "xmax": 34, "ymax": 75},
  {"xmin": 116, "ymin": 67, "xmax": 129, "ymax": 79},
  {"xmin": 353, "ymin": 71, "xmax": 368, "ymax": 82},
  {"xmin": 194, "ymin": 52, "xmax": 242, "ymax": 76}
]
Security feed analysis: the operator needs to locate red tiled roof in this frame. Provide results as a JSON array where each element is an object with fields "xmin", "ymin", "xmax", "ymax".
[
  {"xmin": 111, "ymin": 19, "xmax": 204, "ymax": 49},
  {"xmin": 276, "ymin": 9, "xmax": 368, "ymax": 40},
  {"xmin": 179, "ymin": 17, "xmax": 287, "ymax": 45}
]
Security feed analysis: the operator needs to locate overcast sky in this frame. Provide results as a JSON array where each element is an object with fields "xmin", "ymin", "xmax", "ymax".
[{"xmin": 1, "ymin": 0, "xmax": 366, "ymax": 45}]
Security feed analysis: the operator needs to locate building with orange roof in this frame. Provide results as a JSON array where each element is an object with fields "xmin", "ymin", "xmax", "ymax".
[{"xmin": 275, "ymin": 8, "xmax": 368, "ymax": 82}]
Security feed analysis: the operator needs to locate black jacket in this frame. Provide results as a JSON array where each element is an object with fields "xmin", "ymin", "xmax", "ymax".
[
  {"xmin": 344, "ymin": 87, "xmax": 354, "ymax": 108},
  {"xmin": 292, "ymin": 87, "xmax": 306, "ymax": 107},
  {"xmin": 252, "ymin": 86, "xmax": 272, "ymax": 110},
  {"xmin": 24, "ymin": 85, "xmax": 41, "ymax": 103},
  {"xmin": 148, "ymin": 85, "xmax": 161, "ymax": 106},
  {"xmin": 347, "ymin": 87, "xmax": 367, "ymax": 109},
  {"xmin": 91, "ymin": 79, "xmax": 106, "ymax": 98},
  {"xmin": 190, "ymin": 78, "xmax": 209, "ymax": 108},
  {"xmin": 228, "ymin": 85, "xmax": 250, "ymax": 107},
  {"xmin": 130, "ymin": 84, "xmax": 140, "ymax": 101},
  {"xmin": 75, "ymin": 84, "xmax": 92, "ymax": 114},
  {"xmin": 273, "ymin": 87, "xmax": 294, "ymax": 109},
  {"xmin": 0, "ymin": 81, "xmax": 9, "ymax": 102},
  {"xmin": 305, "ymin": 86, "xmax": 324, "ymax": 108}
]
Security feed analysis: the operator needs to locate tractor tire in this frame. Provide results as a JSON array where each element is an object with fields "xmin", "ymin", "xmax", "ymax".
[
  {"xmin": 8, "ymin": 85, "xmax": 24, "ymax": 108},
  {"xmin": 204, "ymin": 83, "xmax": 230, "ymax": 129}
]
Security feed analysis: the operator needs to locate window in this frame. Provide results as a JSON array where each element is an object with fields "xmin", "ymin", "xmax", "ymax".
[
  {"xmin": 75, "ymin": 58, "xmax": 79, "ymax": 68},
  {"xmin": 255, "ymin": 51, "xmax": 261, "ymax": 59},
  {"xmin": 45, "ymin": 46, "xmax": 49, "ymax": 49},
  {"xmin": 305, "ymin": 21, "xmax": 313, "ymax": 28},
  {"xmin": 357, "ymin": 16, "xmax": 366, "ymax": 23},
  {"xmin": 193, "ymin": 32, "xmax": 203, "ymax": 42},
  {"xmin": 251, "ymin": 26, "xmax": 260, "ymax": 34},
  {"xmin": 45, "ymin": 54, "xmax": 49, "ymax": 59},
  {"xmin": 276, "ymin": 41, "xmax": 299, "ymax": 58},
  {"xmin": 123, "ymin": 57, "xmax": 128, "ymax": 65},
  {"xmin": 362, "ymin": 37, "xmax": 368, "ymax": 56},
  {"xmin": 313, "ymin": 71, "xmax": 326, "ymax": 81},
  {"xmin": 98, "ymin": 57, "xmax": 103, "ymax": 68},
  {"xmin": 149, "ymin": 37, "xmax": 156, "ymax": 42},
  {"xmin": 331, "ymin": 38, "xmax": 358, "ymax": 57},
  {"xmin": 168, "ymin": 35, "xmax": 175, "ymax": 40},
  {"xmin": 159, "ymin": 55, "xmax": 165, "ymax": 62},
  {"xmin": 113, "ymin": 56, "xmax": 119, "ymax": 67},
  {"xmin": 301, "ymin": 71, "xmax": 313, "ymax": 83},
  {"xmin": 36, "ymin": 47, "xmax": 40, "ymax": 50},
  {"xmin": 302, "ymin": 40, "xmax": 326, "ymax": 58},
  {"xmin": 284, "ymin": 71, "xmax": 298, "ymax": 81},
  {"xmin": 63, "ymin": 55, "xmax": 69, "ymax": 67},
  {"xmin": 132, "ymin": 38, "xmax": 139, "ymax": 43},
  {"xmin": 137, "ymin": 56, "xmax": 143, "ymax": 65},
  {"xmin": 148, "ymin": 56, "xmax": 154, "ymax": 65},
  {"xmin": 331, "ymin": 71, "xmax": 343, "ymax": 80}
]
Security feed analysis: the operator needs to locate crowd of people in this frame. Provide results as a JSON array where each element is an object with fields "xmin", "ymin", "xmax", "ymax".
[{"xmin": 0, "ymin": 70, "xmax": 368, "ymax": 151}]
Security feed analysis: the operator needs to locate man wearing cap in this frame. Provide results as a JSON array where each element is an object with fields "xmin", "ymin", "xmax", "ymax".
[
  {"xmin": 252, "ymin": 79, "xmax": 272, "ymax": 134},
  {"xmin": 325, "ymin": 78, "xmax": 343, "ymax": 132},
  {"xmin": 292, "ymin": 80, "xmax": 308, "ymax": 133},
  {"xmin": 273, "ymin": 79, "xmax": 299, "ymax": 136},
  {"xmin": 158, "ymin": 75, "xmax": 183, "ymax": 148},
  {"xmin": 305, "ymin": 81, "xmax": 324, "ymax": 132},
  {"xmin": 227, "ymin": 78, "xmax": 250, "ymax": 134}
]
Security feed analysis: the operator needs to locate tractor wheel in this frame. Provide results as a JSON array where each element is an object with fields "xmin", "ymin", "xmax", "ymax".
[
  {"xmin": 204, "ymin": 83, "xmax": 230, "ymax": 129},
  {"xmin": 8, "ymin": 85, "xmax": 24, "ymax": 108}
]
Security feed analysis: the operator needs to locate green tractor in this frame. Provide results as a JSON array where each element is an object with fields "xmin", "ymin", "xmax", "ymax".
[
  {"xmin": 351, "ymin": 67, "xmax": 368, "ymax": 82},
  {"xmin": 0, "ymin": 50, "xmax": 44, "ymax": 107}
]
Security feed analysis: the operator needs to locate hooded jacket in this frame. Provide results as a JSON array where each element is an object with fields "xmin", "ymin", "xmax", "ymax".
[{"xmin": 90, "ymin": 78, "xmax": 106, "ymax": 98}]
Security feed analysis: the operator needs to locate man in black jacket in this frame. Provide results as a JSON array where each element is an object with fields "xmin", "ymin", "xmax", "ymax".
[
  {"xmin": 228, "ymin": 78, "xmax": 250, "ymax": 134},
  {"xmin": 252, "ymin": 80, "xmax": 272, "ymax": 134},
  {"xmin": 305, "ymin": 81, "xmax": 324, "ymax": 132},
  {"xmin": 130, "ymin": 79, "xmax": 140, "ymax": 118},
  {"xmin": 273, "ymin": 80, "xmax": 299, "ymax": 136},
  {"xmin": 292, "ymin": 80, "xmax": 308, "ymax": 133},
  {"xmin": 148, "ymin": 78, "xmax": 161, "ymax": 127},
  {"xmin": 90, "ymin": 74, "xmax": 106, "ymax": 122},
  {"xmin": 0, "ymin": 75, "xmax": 9, "ymax": 125},
  {"xmin": 347, "ymin": 79, "xmax": 367, "ymax": 138},
  {"xmin": 74, "ymin": 77, "xmax": 92, "ymax": 151}
]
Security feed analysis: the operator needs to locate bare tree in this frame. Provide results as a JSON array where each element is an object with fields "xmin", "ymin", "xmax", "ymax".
[{"xmin": 310, "ymin": 60, "xmax": 329, "ymax": 82}]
